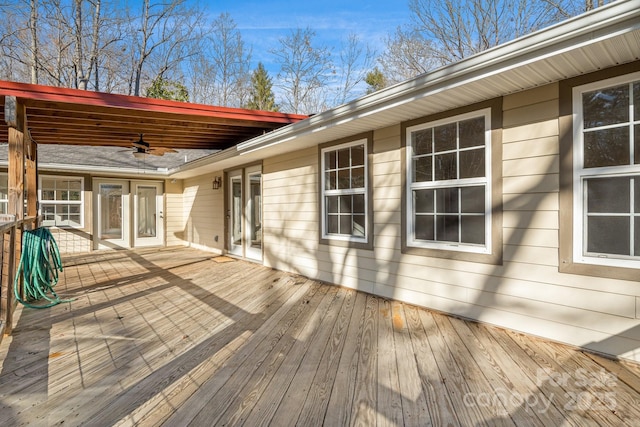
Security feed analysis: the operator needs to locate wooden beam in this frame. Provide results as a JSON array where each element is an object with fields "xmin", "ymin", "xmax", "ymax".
[
  {"xmin": 25, "ymin": 133, "xmax": 37, "ymax": 218},
  {"xmin": 7, "ymin": 98, "xmax": 25, "ymax": 221}
]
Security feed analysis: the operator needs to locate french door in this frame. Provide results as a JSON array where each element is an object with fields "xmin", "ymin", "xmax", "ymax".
[
  {"xmin": 228, "ymin": 165, "xmax": 262, "ymax": 261},
  {"xmin": 94, "ymin": 179, "xmax": 164, "ymax": 249},
  {"xmin": 133, "ymin": 181, "xmax": 164, "ymax": 247},
  {"xmin": 95, "ymin": 180, "xmax": 130, "ymax": 249}
]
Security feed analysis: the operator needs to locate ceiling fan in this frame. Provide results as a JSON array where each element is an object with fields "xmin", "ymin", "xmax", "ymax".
[{"xmin": 129, "ymin": 134, "xmax": 177, "ymax": 158}]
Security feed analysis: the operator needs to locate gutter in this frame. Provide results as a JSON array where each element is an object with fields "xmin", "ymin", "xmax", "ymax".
[
  {"xmin": 235, "ymin": 0, "xmax": 640, "ymax": 155},
  {"xmin": 34, "ymin": 162, "xmax": 172, "ymax": 178}
]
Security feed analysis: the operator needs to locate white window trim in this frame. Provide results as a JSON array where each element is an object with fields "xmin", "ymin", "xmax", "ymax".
[
  {"xmin": 572, "ymin": 71, "xmax": 640, "ymax": 269},
  {"xmin": 39, "ymin": 175, "xmax": 85, "ymax": 228},
  {"xmin": 320, "ymin": 138, "xmax": 369, "ymax": 243},
  {"xmin": 405, "ymin": 108, "xmax": 492, "ymax": 254}
]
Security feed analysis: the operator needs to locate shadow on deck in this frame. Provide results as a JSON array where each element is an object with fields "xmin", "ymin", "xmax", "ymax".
[{"xmin": 0, "ymin": 247, "xmax": 639, "ymax": 426}]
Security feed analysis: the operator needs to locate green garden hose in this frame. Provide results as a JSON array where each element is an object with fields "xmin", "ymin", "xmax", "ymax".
[{"xmin": 14, "ymin": 227, "xmax": 70, "ymax": 309}]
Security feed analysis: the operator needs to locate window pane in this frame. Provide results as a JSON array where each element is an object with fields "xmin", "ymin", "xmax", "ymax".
[
  {"xmin": 325, "ymin": 151, "xmax": 336, "ymax": 170},
  {"xmin": 325, "ymin": 171, "xmax": 336, "ymax": 190},
  {"xmin": 338, "ymin": 148, "xmax": 350, "ymax": 168},
  {"xmin": 327, "ymin": 196, "xmax": 338, "ymax": 213},
  {"xmin": 339, "ymin": 195, "xmax": 352, "ymax": 213},
  {"xmin": 636, "ymin": 217, "xmax": 640, "ymax": 256},
  {"xmin": 327, "ymin": 215, "xmax": 338, "ymax": 234},
  {"xmin": 69, "ymin": 190, "xmax": 81, "ymax": 201},
  {"xmin": 59, "ymin": 190, "xmax": 69, "ymax": 201},
  {"xmin": 584, "ymin": 127, "xmax": 630, "ymax": 168},
  {"xmin": 459, "ymin": 117, "xmax": 485, "ymax": 149},
  {"xmin": 461, "ymin": 186, "xmax": 485, "ymax": 213},
  {"xmin": 436, "ymin": 187, "xmax": 458, "ymax": 214},
  {"xmin": 635, "ymin": 125, "xmax": 640, "ymax": 165},
  {"xmin": 583, "ymin": 84, "xmax": 629, "ymax": 128},
  {"xmin": 42, "ymin": 190, "xmax": 55, "ymax": 200},
  {"xmin": 415, "ymin": 190, "xmax": 434, "ymax": 213},
  {"xmin": 415, "ymin": 215, "xmax": 434, "ymax": 240},
  {"xmin": 337, "ymin": 169, "xmax": 350, "ymax": 189},
  {"xmin": 413, "ymin": 157, "xmax": 432, "ymax": 182},
  {"xmin": 339, "ymin": 215, "xmax": 352, "ymax": 235},
  {"xmin": 352, "ymin": 167, "xmax": 365, "ymax": 188},
  {"xmin": 353, "ymin": 215, "xmax": 365, "ymax": 237},
  {"xmin": 587, "ymin": 177, "xmax": 629, "ymax": 213},
  {"xmin": 434, "ymin": 123, "xmax": 457, "ymax": 152},
  {"xmin": 413, "ymin": 129, "xmax": 432, "ymax": 155},
  {"xmin": 69, "ymin": 205, "xmax": 81, "ymax": 214},
  {"xmin": 459, "ymin": 148, "xmax": 485, "ymax": 179},
  {"xmin": 436, "ymin": 215, "xmax": 459, "ymax": 242},
  {"xmin": 434, "ymin": 152, "xmax": 457, "ymax": 181},
  {"xmin": 636, "ymin": 178, "xmax": 640, "ymax": 213},
  {"xmin": 461, "ymin": 216, "xmax": 485, "ymax": 244},
  {"xmin": 69, "ymin": 215, "xmax": 81, "ymax": 227},
  {"xmin": 587, "ymin": 216, "xmax": 630, "ymax": 255},
  {"xmin": 635, "ymin": 82, "xmax": 640, "ymax": 121},
  {"xmin": 43, "ymin": 205, "xmax": 54, "ymax": 220},
  {"xmin": 351, "ymin": 145, "xmax": 365, "ymax": 166},
  {"xmin": 353, "ymin": 194, "xmax": 365, "ymax": 214}
]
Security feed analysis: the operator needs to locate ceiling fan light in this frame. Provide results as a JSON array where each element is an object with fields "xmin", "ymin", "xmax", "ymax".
[{"xmin": 133, "ymin": 150, "xmax": 146, "ymax": 159}]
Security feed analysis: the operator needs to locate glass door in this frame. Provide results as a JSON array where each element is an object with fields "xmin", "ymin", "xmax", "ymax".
[
  {"xmin": 95, "ymin": 180, "xmax": 130, "ymax": 249},
  {"xmin": 227, "ymin": 166, "xmax": 263, "ymax": 261},
  {"xmin": 228, "ymin": 170, "xmax": 243, "ymax": 257},
  {"xmin": 133, "ymin": 182, "xmax": 164, "ymax": 247},
  {"xmin": 245, "ymin": 166, "xmax": 262, "ymax": 261}
]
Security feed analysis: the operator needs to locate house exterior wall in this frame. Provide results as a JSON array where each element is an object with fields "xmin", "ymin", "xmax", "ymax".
[
  {"xmin": 182, "ymin": 172, "xmax": 225, "ymax": 254},
  {"xmin": 257, "ymin": 78, "xmax": 640, "ymax": 363},
  {"xmin": 165, "ymin": 178, "xmax": 186, "ymax": 248}
]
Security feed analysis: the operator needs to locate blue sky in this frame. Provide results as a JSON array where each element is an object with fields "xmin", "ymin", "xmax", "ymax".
[{"xmin": 201, "ymin": 0, "xmax": 412, "ymax": 72}]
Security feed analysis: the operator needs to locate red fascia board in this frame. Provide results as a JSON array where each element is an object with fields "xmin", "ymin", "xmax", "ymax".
[{"xmin": 0, "ymin": 80, "xmax": 308, "ymax": 124}]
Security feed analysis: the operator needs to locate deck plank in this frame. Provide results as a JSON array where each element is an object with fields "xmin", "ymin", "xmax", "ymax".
[
  {"xmin": 0, "ymin": 247, "xmax": 638, "ymax": 426},
  {"xmin": 376, "ymin": 298, "xmax": 403, "ymax": 427}
]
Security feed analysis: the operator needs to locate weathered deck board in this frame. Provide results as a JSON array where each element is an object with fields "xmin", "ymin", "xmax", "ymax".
[{"xmin": 0, "ymin": 247, "xmax": 637, "ymax": 426}]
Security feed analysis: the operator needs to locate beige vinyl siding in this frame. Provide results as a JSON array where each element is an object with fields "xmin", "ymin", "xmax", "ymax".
[
  {"xmin": 182, "ymin": 172, "xmax": 224, "ymax": 253},
  {"xmin": 259, "ymin": 82, "xmax": 640, "ymax": 362},
  {"xmin": 165, "ymin": 178, "xmax": 186, "ymax": 247}
]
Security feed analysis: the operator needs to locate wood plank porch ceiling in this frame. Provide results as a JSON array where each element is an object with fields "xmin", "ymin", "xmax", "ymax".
[{"xmin": 0, "ymin": 80, "xmax": 308, "ymax": 150}]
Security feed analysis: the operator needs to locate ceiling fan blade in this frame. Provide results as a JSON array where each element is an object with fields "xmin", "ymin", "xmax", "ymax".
[{"xmin": 148, "ymin": 147, "xmax": 178, "ymax": 156}]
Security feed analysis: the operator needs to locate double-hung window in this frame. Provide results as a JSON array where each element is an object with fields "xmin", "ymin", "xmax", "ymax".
[
  {"xmin": 40, "ymin": 176, "xmax": 84, "ymax": 227},
  {"xmin": 573, "ymin": 72, "xmax": 640, "ymax": 268},
  {"xmin": 406, "ymin": 109, "xmax": 491, "ymax": 254},
  {"xmin": 321, "ymin": 139, "xmax": 369, "ymax": 244}
]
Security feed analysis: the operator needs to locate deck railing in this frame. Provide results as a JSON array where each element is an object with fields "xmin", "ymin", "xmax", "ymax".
[{"xmin": 0, "ymin": 216, "xmax": 40, "ymax": 339}]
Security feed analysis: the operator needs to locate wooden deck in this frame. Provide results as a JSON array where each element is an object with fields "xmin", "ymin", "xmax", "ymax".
[{"xmin": 1, "ymin": 247, "xmax": 639, "ymax": 426}]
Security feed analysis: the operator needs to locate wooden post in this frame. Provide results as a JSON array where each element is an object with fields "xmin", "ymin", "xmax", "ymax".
[
  {"xmin": 26, "ymin": 133, "xmax": 38, "ymax": 220},
  {"xmin": 2, "ymin": 96, "xmax": 26, "ymax": 335}
]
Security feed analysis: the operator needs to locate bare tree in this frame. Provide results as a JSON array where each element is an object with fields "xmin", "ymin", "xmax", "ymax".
[
  {"xmin": 126, "ymin": 0, "xmax": 204, "ymax": 96},
  {"xmin": 206, "ymin": 12, "xmax": 252, "ymax": 107},
  {"xmin": 378, "ymin": 0, "xmax": 613, "ymax": 84},
  {"xmin": 378, "ymin": 27, "xmax": 439, "ymax": 86},
  {"xmin": 271, "ymin": 27, "xmax": 333, "ymax": 115},
  {"xmin": 333, "ymin": 33, "xmax": 375, "ymax": 105}
]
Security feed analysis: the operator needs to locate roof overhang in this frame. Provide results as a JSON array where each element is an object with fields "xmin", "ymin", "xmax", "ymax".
[
  {"xmin": 170, "ymin": 0, "xmax": 640, "ymax": 179},
  {"xmin": 0, "ymin": 82, "xmax": 307, "ymax": 151}
]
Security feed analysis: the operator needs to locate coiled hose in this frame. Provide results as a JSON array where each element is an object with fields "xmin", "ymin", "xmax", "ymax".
[{"xmin": 14, "ymin": 227, "xmax": 70, "ymax": 309}]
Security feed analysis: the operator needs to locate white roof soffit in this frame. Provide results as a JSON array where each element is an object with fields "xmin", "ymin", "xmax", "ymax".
[{"xmin": 171, "ymin": 0, "xmax": 640, "ymax": 178}]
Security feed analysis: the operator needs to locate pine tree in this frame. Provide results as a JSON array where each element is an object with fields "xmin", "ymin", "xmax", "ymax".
[
  {"xmin": 365, "ymin": 67, "xmax": 387, "ymax": 94},
  {"xmin": 246, "ymin": 63, "xmax": 279, "ymax": 111}
]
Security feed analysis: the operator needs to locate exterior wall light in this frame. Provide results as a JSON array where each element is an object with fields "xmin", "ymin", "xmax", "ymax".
[{"xmin": 212, "ymin": 176, "xmax": 222, "ymax": 190}]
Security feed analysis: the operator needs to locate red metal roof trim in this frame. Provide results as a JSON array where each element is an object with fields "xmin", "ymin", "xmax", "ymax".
[{"xmin": 0, "ymin": 80, "xmax": 308, "ymax": 124}]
